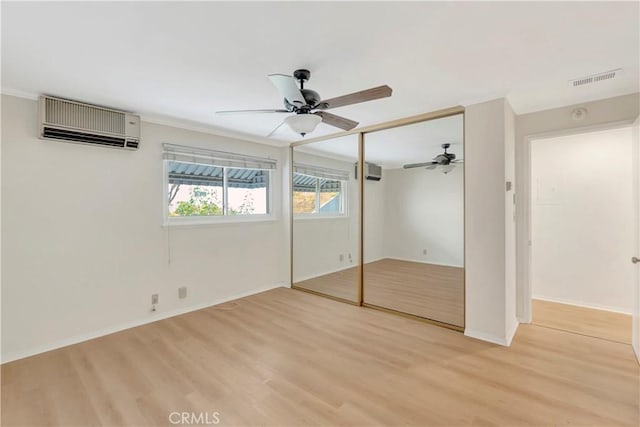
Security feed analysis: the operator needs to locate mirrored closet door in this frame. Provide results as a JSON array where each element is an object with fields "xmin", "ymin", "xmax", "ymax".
[
  {"xmin": 362, "ymin": 114, "xmax": 465, "ymax": 328},
  {"xmin": 292, "ymin": 134, "xmax": 360, "ymax": 303}
]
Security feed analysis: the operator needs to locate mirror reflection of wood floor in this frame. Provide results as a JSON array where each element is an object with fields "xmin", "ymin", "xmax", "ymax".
[
  {"xmin": 2, "ymin": 288, "xmax": 638, "ymax": 426},
  {"xmin": 294, "ymin": 258, "xmax": 464, "ymax": 327}
]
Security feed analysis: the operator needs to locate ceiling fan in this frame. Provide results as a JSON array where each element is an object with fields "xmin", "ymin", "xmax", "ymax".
[
  {"xmin": 216, "ymin": 69, "xmax": 392, "ymax": 137},
  {"xmin": 403, "ymin": 143, "xmax": 463, "ymax": 174}
]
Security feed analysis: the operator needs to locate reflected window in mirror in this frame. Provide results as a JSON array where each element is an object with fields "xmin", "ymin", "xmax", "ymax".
[{"xmin": 293, "ymin": 166, "xmax": 348, "ymax": 217}]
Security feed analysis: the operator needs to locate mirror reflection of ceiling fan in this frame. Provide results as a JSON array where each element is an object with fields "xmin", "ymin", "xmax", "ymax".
[
  {"xmin": 216, "ymin": 69, "xmax": 392, "ymax": 137},
  {"xmin": 403, "ymin": 143, "xmax": 463, "ymax": 174}
]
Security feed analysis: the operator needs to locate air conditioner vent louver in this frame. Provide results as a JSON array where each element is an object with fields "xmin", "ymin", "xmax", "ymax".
[
  {"xmin": 43, "ymin": 127, "xmax": 126, "ymax": 147},
  {"xmin": 39, "ymin": 96, "xmax": 140, "ymax": 150},
  {"xmin": 45, "ymin": 97, "xmax": 126, "ymax": 134},
  {"xmin": 570, "ymin": 69, "xmax": 620, "ymax": 87}
]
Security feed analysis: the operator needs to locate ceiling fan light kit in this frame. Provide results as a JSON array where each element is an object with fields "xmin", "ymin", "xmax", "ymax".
[
  {"xmin": 285, "ymin": 114, "xmax": 322, "ymax": 136},
  {"xmin": 216, "ymin": 69, "xmax": 392, "ymax": 137}
]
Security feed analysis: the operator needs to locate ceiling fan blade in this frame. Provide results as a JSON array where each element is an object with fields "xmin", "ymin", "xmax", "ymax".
[
  {"xmin": 319, "ymin": 85, "xmax": 392, "ymax": 110},
  {"xmin": 266, "ymin": 121, "xmax": 287, "ymax": 138},
  {"xmin": 403, "ymin": 162, "xmax": 436, "ymax": 169},
  {"xmin": 314, "ymin": 111, "xmax": 358, "ymax": 130},
  {"xmin": 216, "ymin": 109, "xmax": 290, "ymax": 115},
  {"xmin": 268, "ymin": 74, "xmax": 306, "ymax": 105}
]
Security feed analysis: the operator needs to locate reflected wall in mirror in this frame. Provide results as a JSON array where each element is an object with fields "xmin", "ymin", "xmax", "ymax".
[
  {"xmin": 292, "ymin": 134, "xmax": 360, "ymax": 302},
  {"xmin": 363, "ymin": 113, "xmax": 465, "ymax": 327}
]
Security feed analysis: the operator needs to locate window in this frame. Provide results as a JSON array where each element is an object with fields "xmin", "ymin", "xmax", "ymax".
[
  {"xmin": 164, "ymin": 144, "xmax": 276, "ymax": 223},
  {"xmin": 293, "ymin": 164, "xmax": 349, "ymax": 216}
]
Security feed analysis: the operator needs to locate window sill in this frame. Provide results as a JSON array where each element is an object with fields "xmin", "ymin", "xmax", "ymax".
[
  {"xmin": 164, "ymin": 214, "xmax": 278, "ymax": 228},
  {"xmin": 293, "ymin": 214, "xmax": 349, "ymax": 221}
]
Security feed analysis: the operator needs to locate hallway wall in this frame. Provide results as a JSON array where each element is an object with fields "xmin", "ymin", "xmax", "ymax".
[{"xmin": 531, "ymin": 126, "xmax": 634, "ymax": 313}]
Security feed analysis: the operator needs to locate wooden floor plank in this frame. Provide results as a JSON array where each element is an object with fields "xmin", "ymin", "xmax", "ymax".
[
  {"xmin": 2, "ymin": 288, "xmax": 638, "ymax": 426},
  {"xmin": 533, "ymin": 299, "xmax": 632, "ymax": 344},
  {"xmin": 294, "ymin": 258, "xmax": 464, "ymax": 326}
]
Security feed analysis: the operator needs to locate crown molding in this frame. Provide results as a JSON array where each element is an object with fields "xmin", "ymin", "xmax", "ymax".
[
  {"xmin": 1, "ymin": 87, "xmax": 39, "ymax": 100},
  {"xmin": 139, "ymin": 113, "xmax": 287, "ymax": 148}
]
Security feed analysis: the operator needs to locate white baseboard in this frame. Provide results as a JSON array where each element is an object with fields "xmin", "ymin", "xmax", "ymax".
[
  {"xmin": 293, "ymin": 257, "xmax": 460, "ymax": 284},
  {"xmin": 464, "ymin": 329, "xmax": 510, "ymax": 346},
  {"xmin": 517, "ymin": 314, "xmax": 532, "ymax": 324},
  {"xmin": 465, "ymin": 321, "xmax": 520, "ymax": 347},
  {"xmin": 532, "ymin": 295, "xmax": 631, "ymax": 315},
  {"xmin": 294, "ymin": 263, "xmax": 358, "ymax": 283},
  {"xmin": 1, "ymin": 283, "xmax": 284, "ymax": 364},
  {"xmin": 505, "ymin": 319, "xmax": 520, "ymax": 346},
  {"xmin": 383, "ymin": 257, "xmax": 464, "ymax": 269}
]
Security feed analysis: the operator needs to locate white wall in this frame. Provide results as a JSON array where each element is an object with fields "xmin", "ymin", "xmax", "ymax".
[
  {"xmin": 0, "ymin": 86, "xmax": 3, "ymax": 363},
  {"xmin": 292, "ymin": 150, "xmax": 359, "ymax": 282},
  {"xmin": 531, "ymin": 127, "xmax": 633, "ymax": 313},
  {"xmin": 464, "ymin": 98, "xmax": 518, "ymax": 346},
  {"xmin": 1, "ymin": 95, "xmax": 289, "ymax": 362},
  {"xmin": 515, "ymin": 93, "xmax": 640, "ymax": 321},
  {"xmin": 363, "ymin": 177, "xmax": 386, "ymax": 263},
  {"xmin": 382, "ymin": 166, "xmax": 464, "ymax": 267}
]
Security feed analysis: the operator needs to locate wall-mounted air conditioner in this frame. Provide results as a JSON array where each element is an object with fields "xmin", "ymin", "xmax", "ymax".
[
  {"xmin": 39, "ymin": 95, "xmax": 140, "ymax": 150},
  {"xmin": 355, "ymin": 162, "xmax": 382, "ymax": 181}
]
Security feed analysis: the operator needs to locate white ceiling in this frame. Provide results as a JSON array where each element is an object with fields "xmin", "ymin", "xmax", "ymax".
[
  {"xmin": 296, "ymin": 114, "xmax": 463, "ymax": 169},
  {"xmin": 2, "ymin": 2, "xmax": 638, "ymax": 146}
]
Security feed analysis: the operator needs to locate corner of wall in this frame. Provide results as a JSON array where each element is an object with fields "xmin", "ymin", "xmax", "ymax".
[
  {"xmin": 464, "ymin": 328, "xmax": 509, "ymax": 346},
  {"xmin": 505, "ymin": 317, "xmax": 519, "ymax": 346},
  {"xmin": 464, "ymin": 98, "xmax": 509, "ymax": 345}
]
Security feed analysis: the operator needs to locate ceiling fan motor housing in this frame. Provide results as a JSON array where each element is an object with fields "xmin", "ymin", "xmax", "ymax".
[{"xmin": 283, "ymin": 89, "xmax": 321, "ymax": 112}]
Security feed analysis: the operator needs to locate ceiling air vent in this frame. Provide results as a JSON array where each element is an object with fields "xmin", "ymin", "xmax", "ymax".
[
  {"xmin": 570, "ymin": 69, "xmax": 620, "ymax": 87},
  {"xmin": 39, "ymin": 96, "xmax": 140, "ymax": 150}
]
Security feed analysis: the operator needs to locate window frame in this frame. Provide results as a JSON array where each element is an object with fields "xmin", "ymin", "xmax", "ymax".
[
  {"xmin": 163, "ymin": 160, "xmax": 275, "ymax": 227},
  {"xmin": 292, "ymin": 173, "xmax": 348, "ymax": 220}
]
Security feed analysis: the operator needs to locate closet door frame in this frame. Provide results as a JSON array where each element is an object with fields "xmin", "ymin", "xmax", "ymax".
[{"xmin": 290, "ymin": 106, "xmax": 466, "ymax": 331}]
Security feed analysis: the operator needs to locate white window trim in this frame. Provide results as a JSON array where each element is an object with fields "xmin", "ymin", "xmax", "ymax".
[{"xmin": 162, "ymin": 159, "xmax": 276, "ymax": 227}]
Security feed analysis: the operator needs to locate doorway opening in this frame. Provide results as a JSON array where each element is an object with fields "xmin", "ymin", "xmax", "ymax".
[{"xmin": 529, "ymin": 126, "xmax": 634, "ymax": 344}]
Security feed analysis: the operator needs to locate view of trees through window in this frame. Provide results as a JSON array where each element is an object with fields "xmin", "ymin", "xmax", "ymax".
[
  {"xmin": 169, "ymin": 184, "xmax": 268, "ymax": 217},
  {"xmin": 167, "ymin": 166, "xmax": 269, "ymax": 218},
  {"xmin": 169, "ymin": 184, "xmax": 224, "ymax": 216}
]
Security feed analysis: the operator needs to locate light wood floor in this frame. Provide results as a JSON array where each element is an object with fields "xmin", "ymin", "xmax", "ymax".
[
  {"xmin": 294, "ymin": 259, "xmax": 464, "ymax": 327},
  {"xmin": 533, "ymin": 299, "xmax": 632, "ymax": 344},
  {"xmin": 364, "ymin": 259, "xmax": 464, "ymax": 327},
  {"xmin": 2, "ymin": 287, "xmax": 638, "ymax": 426},
  {"xmin": 294, "ymin": 265, "xmax": 359, "ymax": 302}
]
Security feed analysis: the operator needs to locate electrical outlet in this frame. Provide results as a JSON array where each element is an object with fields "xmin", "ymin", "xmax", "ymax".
[
  {"xmin": 151, "ymin": 294, "xmax": 159, "ymax": 305},
  {"xmin": 178, "ymin": 287, "xmax": 187, "ymax": 299},
  {"xmin": 339, "ymin": 254, "xmax": 344, "ymax": 262},
  {"xmin": 423, "ymin": 249, "xmax": 428, "ymax": 255}
]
